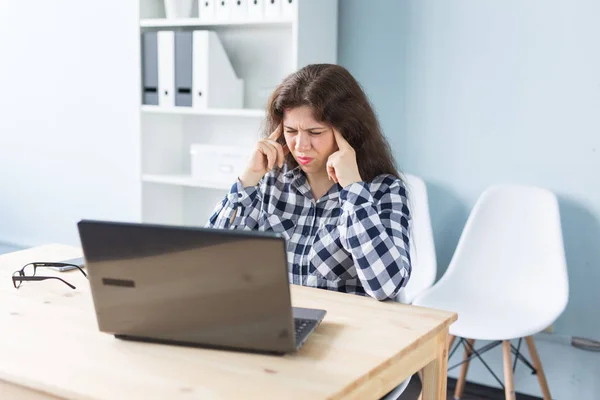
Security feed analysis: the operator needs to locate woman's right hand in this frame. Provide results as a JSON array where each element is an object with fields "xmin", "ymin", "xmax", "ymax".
[{"xmin": 239, "ymin": 123, "xmax": 289, "ymax": 188}]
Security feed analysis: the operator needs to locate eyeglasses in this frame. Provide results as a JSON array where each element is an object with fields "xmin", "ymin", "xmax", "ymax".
[{"xmin": 12, "ymin": 262, "xmax": 88, "ymax": 290}]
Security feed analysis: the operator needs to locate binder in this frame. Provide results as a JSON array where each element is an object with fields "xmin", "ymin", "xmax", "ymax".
[
  {"xmin": 141, "ymin": 32, "xmax": 159, "ymax": 105},
  {"xmin": 174, "ymin": 31, "xmax": 193, "ymax": 107},
  {"xmin": 215, "ymin": 0, "xmax": 232, "ymax": 20},
  {"xmin": 230, "ymin": 0, "xmax": 248, "ymax": 20},
  {"xmin": 198, "ymin": 0, "xmax": 216, "ymax": 22},
  {"xmin": 157, "ymin": 31, "xmax": 175, "ymax": 107},
  {"xmin": 281, "ymin": 0, "xmax": 295, "ymax": 19},
  {"xmin": 264, "ymin": 0, "xmax": 281, "ymax": 19},
  {"xmin": 192, "ymin": 31, "xmax": 244, "ymax": 109},
  {"xmin": 247, "ymin": 0, "xmax": 263, "ymax": 20}
]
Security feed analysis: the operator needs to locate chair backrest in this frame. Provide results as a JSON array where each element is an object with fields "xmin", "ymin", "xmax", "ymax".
[
  {"xmin": 437, "ymin": 184, "xmax": 569, "ymax": 315},
  {"xmin": 397, "ymin": 174, "xmax": 437, "ymax": 304}
]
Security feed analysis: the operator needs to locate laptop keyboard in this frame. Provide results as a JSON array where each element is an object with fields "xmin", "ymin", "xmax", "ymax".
[{"xmin": 294, "ymin": 318, "xmax": 317, "ymax": 336}]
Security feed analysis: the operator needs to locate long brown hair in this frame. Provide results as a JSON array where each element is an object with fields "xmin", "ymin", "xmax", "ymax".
[{"xmin": 263, "ymin": 63, "xmax": 400, "ymax": 182}]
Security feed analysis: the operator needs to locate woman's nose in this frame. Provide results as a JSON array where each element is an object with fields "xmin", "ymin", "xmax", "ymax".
[{"xmin": 295, "ymin": 132, "xmax": 311, "ymax": 151}]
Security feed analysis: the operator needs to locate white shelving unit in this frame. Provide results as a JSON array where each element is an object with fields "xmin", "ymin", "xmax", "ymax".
[
  {"xmin": 139, "ymin": 0, "xmax": 338, "ymax": 227},
  {"xmin": 140, "ymin": 17, "xmax": 295, "ymax": 28},
  {"xmin": 141, "ymin": 105, "xmax": 265, "ymax": 117},
  {"xmin": 142, "ymin": 173, "xmax": 232, "ymax": 189}
]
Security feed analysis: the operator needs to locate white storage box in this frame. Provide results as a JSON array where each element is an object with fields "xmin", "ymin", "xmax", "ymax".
[
  {"xmin": 190, "ymin": 144, "xmax": 252, "ymax": 185},
  {"xmin": 164, "ymin": 0, "xmax": 194, "ymax": 18}
]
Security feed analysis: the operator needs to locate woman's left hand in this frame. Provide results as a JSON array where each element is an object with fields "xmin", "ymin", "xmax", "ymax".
[{"xmin": 326, "ymin": 129, "xmax": 363, "ymax": 188}]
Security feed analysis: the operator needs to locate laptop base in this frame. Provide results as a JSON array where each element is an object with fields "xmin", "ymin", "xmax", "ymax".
[
  {"xmin": 114, "ymin": 312, "xmax": 325, "ymax": 355},
  {"xmin": 113, "ymin": 334, "xmax": 288, "ymax": 356}
]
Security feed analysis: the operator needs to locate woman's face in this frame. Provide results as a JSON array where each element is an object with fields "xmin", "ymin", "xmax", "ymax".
[{"xmin": 283, "ymin": 106, "xmax": 337, "ymax": 177}]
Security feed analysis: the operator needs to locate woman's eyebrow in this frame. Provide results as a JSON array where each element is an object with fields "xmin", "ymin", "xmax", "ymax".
[{"xmin": 283, "ymin": 126, "xmax": 326, "ymax": 131}]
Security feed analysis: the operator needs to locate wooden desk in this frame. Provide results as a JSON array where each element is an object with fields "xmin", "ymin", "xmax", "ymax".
[{"xmin": 0, "ymin": 244, "xmax": 457, "ymax": 399}]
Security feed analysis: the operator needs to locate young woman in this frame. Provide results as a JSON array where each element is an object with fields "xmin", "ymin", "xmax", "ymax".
[{"xmin": 207, "ymin": 64, "xmax": 411, "ymax": 301}]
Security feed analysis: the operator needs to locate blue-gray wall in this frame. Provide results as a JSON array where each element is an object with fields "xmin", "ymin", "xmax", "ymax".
[{"xmin": 339, "ymin": 0, "xmax": 600, "ymax": 340}]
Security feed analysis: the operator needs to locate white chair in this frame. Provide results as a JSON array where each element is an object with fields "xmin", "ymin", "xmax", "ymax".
[
  {"xmin": 382, "ymin": 174, "xmax": 438, "ymax": 400},
  {"xmin": 412, "ymin": 184, "xmax": 569, "ymax": 400},
  {"xmin": 396, "ymin": 173, "xmax": 438, "ymax": 305}
]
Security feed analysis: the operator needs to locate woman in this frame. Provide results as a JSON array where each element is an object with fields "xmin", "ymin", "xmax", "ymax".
[{"xmin": 207, "ymin": 63, "xmax": 411, "ymax": 301}]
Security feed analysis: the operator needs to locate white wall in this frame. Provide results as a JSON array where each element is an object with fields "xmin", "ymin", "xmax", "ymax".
[
  {"xmin": 0, "ymin": 1, "xmax": 141, "ymax": 246},
  {"xmin": 339, "ymin": 0, "xmax": 600, "ymax": 341}
]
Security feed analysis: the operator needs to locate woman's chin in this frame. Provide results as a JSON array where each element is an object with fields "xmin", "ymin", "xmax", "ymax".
[
  {"xmin": 298, "ymin": 163, "xmax": 325, "ymax": 176},
  {"xmin": 298, "ymin": 163, "xmax": 315, "ymax": 172}
]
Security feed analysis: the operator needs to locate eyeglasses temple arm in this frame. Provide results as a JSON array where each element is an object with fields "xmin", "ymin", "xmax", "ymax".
[{"xmin": 12, "ymin": 275, "xmax": 76, "ymax": 289}]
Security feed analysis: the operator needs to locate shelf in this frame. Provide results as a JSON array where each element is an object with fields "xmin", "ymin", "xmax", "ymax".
[
  {"xmin": 138, "ymin": 0, "xmax": 338, "ymax": 227},
  {"xmin": 141, "ymin": 105, "xmax": 265, "ymax": 118},
  {"xmin": 140, "ymin": 18, "xmax": 294, "ymax": 28},
  {"xmin": 142, "ymin": 174, "xmax": 232, "ymax": 190}
]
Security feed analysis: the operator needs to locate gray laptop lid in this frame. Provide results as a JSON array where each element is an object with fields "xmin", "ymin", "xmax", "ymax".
[{"xmin": 77, "ymin": 220, "xmax": 297, "ymax": 354}]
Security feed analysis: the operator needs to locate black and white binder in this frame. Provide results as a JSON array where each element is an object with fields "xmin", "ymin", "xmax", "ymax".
[
  {"xmin": 174, "ymin": 31, "xmax": 193, "ymax": 107},
  {"xmin": 192, "ymin": 31, "xmax": 244, "ymax": 109},
  {"xmin": 157, "ymin": 31, "xmax": 175, "ymax": 107},
  {"xmin": 141, "ymin": 32, "xmax": 159, "ymax": 105},
  {"xmin": 198, "ymin": 0, "xmax": 216, "ymax": 22},
  {"xmin": 247, "ymin": 0, "xmax": 264, "ymax": 20}
]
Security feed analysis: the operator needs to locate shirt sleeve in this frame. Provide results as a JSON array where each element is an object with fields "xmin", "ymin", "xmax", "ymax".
[
  {"xmin": 205, "ymin": 178, "xmax": 263, "ymax": 230},
  {"xmin": 338, "ymin": 177, "xmax": 412, "ymax": 301}
]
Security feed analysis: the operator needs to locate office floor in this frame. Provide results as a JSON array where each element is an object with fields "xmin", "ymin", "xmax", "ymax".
[
  {"xmin": 403, "ymin": 375, "xmax": 542, "ymax": 399},
  {"xmin": 443, "ymin": 335, "xmax": 600, "ymax": 400},
  {"xmin": 0, "ymin": 243, "xmax": 597, "ymax": 398}
]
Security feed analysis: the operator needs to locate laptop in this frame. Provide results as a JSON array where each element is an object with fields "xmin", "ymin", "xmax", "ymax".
[{"xmin": 76, "ymin": 219, "xmax": 326, "ymax": 355}]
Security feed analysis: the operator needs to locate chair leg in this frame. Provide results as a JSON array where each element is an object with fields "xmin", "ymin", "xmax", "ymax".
[
  {"xmin": 454, "ymin": 339, "xmax": 475, "ymax": 399},
  {"xmin": 417, "ymin": 334, "xmax": 455, "ymax": 400},
  {"xmin": 525, "ymin": 336, "xmax": 552, "ymax": 400},
  {"xmin": 448, "ymin": 334, "xmax": 456, "ymax": 352},
  {"xmin": 417, "ymin": 371, "xmax": 423, "ymax": 400},
  {"xmin": 502, "ymin": 341, "xmax": 516, "ymax": 400}
]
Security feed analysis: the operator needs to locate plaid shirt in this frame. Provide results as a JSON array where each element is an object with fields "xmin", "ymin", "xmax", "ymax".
[{"xmin": 206, "ymin": 166, "xmax": 412, "ymax": 301}]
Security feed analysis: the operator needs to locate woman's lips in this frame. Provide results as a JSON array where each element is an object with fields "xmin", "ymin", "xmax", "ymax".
[{"xmin": 297, "ymin": 156, "xmax": 313, "ymax": 165}]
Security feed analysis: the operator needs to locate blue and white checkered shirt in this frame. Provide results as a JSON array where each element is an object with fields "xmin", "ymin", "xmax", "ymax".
[{"xmin": 206, "ymin": 166, "xmax": 412, "ymax": 301}]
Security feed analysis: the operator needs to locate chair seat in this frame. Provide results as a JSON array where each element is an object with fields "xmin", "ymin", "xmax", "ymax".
[
  {"xmin": 413, "ymin": 290, "xmax": 559, "ymax": 341},
  {"xmin": 380, "ymin": 375, "xmax": 411, "ymax": 400},
  {"xmin": 409, "ymin": 185, "xmax": 565, "ymax": 399}
]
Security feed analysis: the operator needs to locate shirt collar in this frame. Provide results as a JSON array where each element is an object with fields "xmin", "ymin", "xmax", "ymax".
[{"xmin": 284, "ymin": 166, "xmax": 342, "ymax": 203}]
